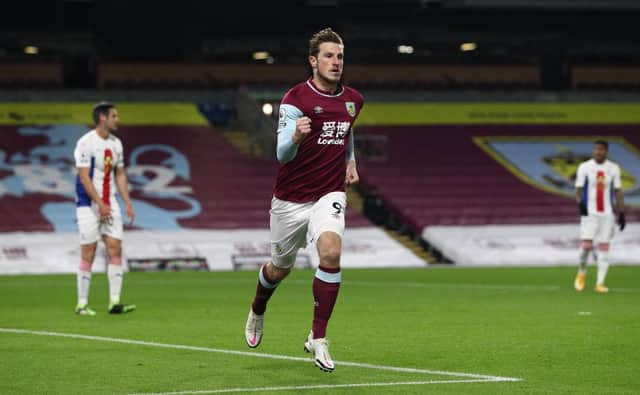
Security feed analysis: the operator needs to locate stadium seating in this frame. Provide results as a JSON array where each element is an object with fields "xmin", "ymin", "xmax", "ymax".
[
  {"xmin": 5, "ymin": 62, "xmax": 640, "ymax": 91},
  {"xmin": 573, "ymin": 66, "xmax": 640, "ymax": 91},
  {"xmin": 0, "ymin": 63, "xmax": 63, "ymax": 89},
  {"xmin": 97, "ymin": 63, "xmax": 540, "ymax": 91},
  {"xmin": 0, "ymin": 124, "xmax": 369, "ymax": 232},
  {"xmin": 357, "ymin": 125, "xmax": 640, "ymax": 233}
]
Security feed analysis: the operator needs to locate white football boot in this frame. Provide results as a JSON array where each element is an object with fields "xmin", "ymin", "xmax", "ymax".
[
  {"xmin": 244, "ymin": 309, "xmax": 264, "ymax": 348},
  {"xmin": 304, "ymin": 331, "xmax": 335, "ymax": 372}
]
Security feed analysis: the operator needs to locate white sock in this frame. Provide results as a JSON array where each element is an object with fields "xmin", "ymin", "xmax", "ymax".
[
  {"xmin": 596, "ymin": 250, "xmax": 610, "ymax": 286},
  {"xmin": 578, "ymin": 249, "xmax": 589, "ymax": 273},
  {"xmin": 107, "ymin": 264, "xmax": 123, "ymax": 304},
  {"xmin": 77, "ymin": 271, "xmax": 92, "ymax": 306}
]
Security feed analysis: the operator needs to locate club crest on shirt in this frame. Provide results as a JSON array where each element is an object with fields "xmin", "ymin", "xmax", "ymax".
[{"xmin": 346, "ymin": 102, "xmax": 356, "ymax": 117}]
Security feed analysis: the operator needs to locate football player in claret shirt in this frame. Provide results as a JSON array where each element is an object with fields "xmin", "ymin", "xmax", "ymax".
[
  {"xmin": 574, "ymin": 140, "xmax": 626, "ymax": 293},
  {"xmin": 244, "ymin": 28, "xmax": 363, "ymax": 372},
  {"xmin": 74, "ymin": 102, "xmax": 136, "ymax": 315}
]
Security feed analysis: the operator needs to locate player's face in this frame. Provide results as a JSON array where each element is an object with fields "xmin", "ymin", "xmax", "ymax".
[
  {"xmin": 592, "ymin": 143, "xmax": 607, "ymax": 163},
  {"xmin": 310, "ymin": 42, "xmax": 344, "ymax": 84},
  {"xmin": 103, "ymin": 108, "xmax": 119, "ymax": 132}
]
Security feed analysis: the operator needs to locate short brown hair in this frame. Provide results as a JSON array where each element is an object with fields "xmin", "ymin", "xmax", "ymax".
[
  {"xmin": 92, "ymin": 101, "xmax": 115, "ymax": 124},
  {"xmin": 309, "ymin": 28, "xmax": 343, "ymax": 57}
]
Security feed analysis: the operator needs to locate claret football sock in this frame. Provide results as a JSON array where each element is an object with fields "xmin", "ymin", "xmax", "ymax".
[
  {"xmin": 252, "ymin": 264, "xmax": 279, "ymax": 315},
  {"xmin": 312, "ymin": 266, "xmax": 341, "ymax": 339}
]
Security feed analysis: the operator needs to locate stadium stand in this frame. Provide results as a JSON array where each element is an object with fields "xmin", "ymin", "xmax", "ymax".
[
  {"xmin": 97, "ymin": 63, "xmax": 540, "ymax": 90},
  {"xmin": 0, "ymin": 63, "xmax": 63, "ymax": 89},
  {"xmin": 357, "ymin": 125, "xmax": 640, "ymax": 234},
  {"xmin": 10, "ymin": 61, "xmax": 640, "ymax": 92},
  {"xmin": 573, "ymin": 66, "xmax": 640, "ymax": 91},
  {"xmin": 0, "ymin": 123, "xmax": 370, "ymax": 232}
]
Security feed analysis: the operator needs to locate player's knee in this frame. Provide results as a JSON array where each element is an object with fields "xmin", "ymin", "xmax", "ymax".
[
  {"xmin": 581, "ymin": 240, "xmax": 593, "ymax": 250},
  {"xmin": 598, "ymin": 243, "xmax": 610, "ymax": 252},
  {"xmin": 81, "ymin": 243, "xmax": 97, "ymax": 262},
  {"xmin": 319, "ymin": 245, "xmax": 341, "ymax": 265},
  {"xmin": 317, "ymin": 232, "xmax": 342, "ymax": 264},
  {"xmin": 104, "ymin": 238, "xmax": 122, "ymax": 258}
]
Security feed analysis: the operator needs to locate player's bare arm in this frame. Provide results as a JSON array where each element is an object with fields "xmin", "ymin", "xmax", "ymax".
[
  {"xmin": 346, "ymin": 160, "xmax": 359, "ymax": 185},
  {"xmin": 575, "ymin": 187, "xmax": 583, "ymax": 204},
  {"xmin": 575, "ymin": 186, "xmax": 587, "ymax": 216},
  {"xmin": 77, "ymin": 166, "xmax": 111, "ymax": 221},
  {"xmin": 615, "ymin": 188, "xmax": 625, "ymax": 213},
  {"xmin": 345, "ymin": 131, "xmax": 358, "ymax": 185},
  {"xmin": 116, "ymin": 166, "xmax": 135, "ymax": 225},
  {"xmin": 615, "ymin": 188, "xmax": 625, "ymax": 230}
]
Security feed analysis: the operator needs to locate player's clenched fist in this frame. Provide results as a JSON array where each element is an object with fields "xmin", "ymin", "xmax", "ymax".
[{"xmin": 293, "ymin": 116, "xmax": 312, "ymax": 144}]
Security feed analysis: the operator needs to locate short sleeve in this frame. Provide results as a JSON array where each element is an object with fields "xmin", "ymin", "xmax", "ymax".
[
  {"xmin": 115, "ymin": 139, "xmax": 125, "ymax": 168},
  {"xmin": 74, "ymin": 139, "xmax": 92, "ymax": 168},
  {"xmin": 613, "ymin": 165, "xmax": 622, "ymax": 189},
  {"xmin": 574, "ymin": 163, "xmax": 586, "ymax": 188}
]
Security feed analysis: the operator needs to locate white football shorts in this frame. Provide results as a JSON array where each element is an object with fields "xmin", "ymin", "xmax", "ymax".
[
  {"xmin": 580, "ymin": 214, "xmax": 615, "ymax": 244},
  {"xmin": 269, "ymin": 191, "xmax": 347, "ymax": 269},
  {"xmin": 76, "ymin": 199, "xmax": 124, "ymax": 245}
]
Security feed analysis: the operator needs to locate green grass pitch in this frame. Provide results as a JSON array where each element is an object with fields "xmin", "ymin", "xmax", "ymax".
[{"xmin": 1, "ymin": 266, "xmax": 639, "ymax": 394}]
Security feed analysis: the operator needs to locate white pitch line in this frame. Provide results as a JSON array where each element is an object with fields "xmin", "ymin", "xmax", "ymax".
[
  {"xmin": 128, "ymin": 379, "xmax": 502, "ymax": 395},
  {"xmin": 340, "ymin": 280, "xmax": 563, "ymax": 292},
  {"xmin": 333, "ymin": 280, "xmax": 640, "ymax": 293},
  {"xmin": 0, "ymin": 327, "xmax": 521, "ymax": 384}
]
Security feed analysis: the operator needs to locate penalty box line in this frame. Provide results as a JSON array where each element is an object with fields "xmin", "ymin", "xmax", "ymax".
[{"xmin": 0, "ymin": 327, "xmax": 521, "ymax": 391}]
